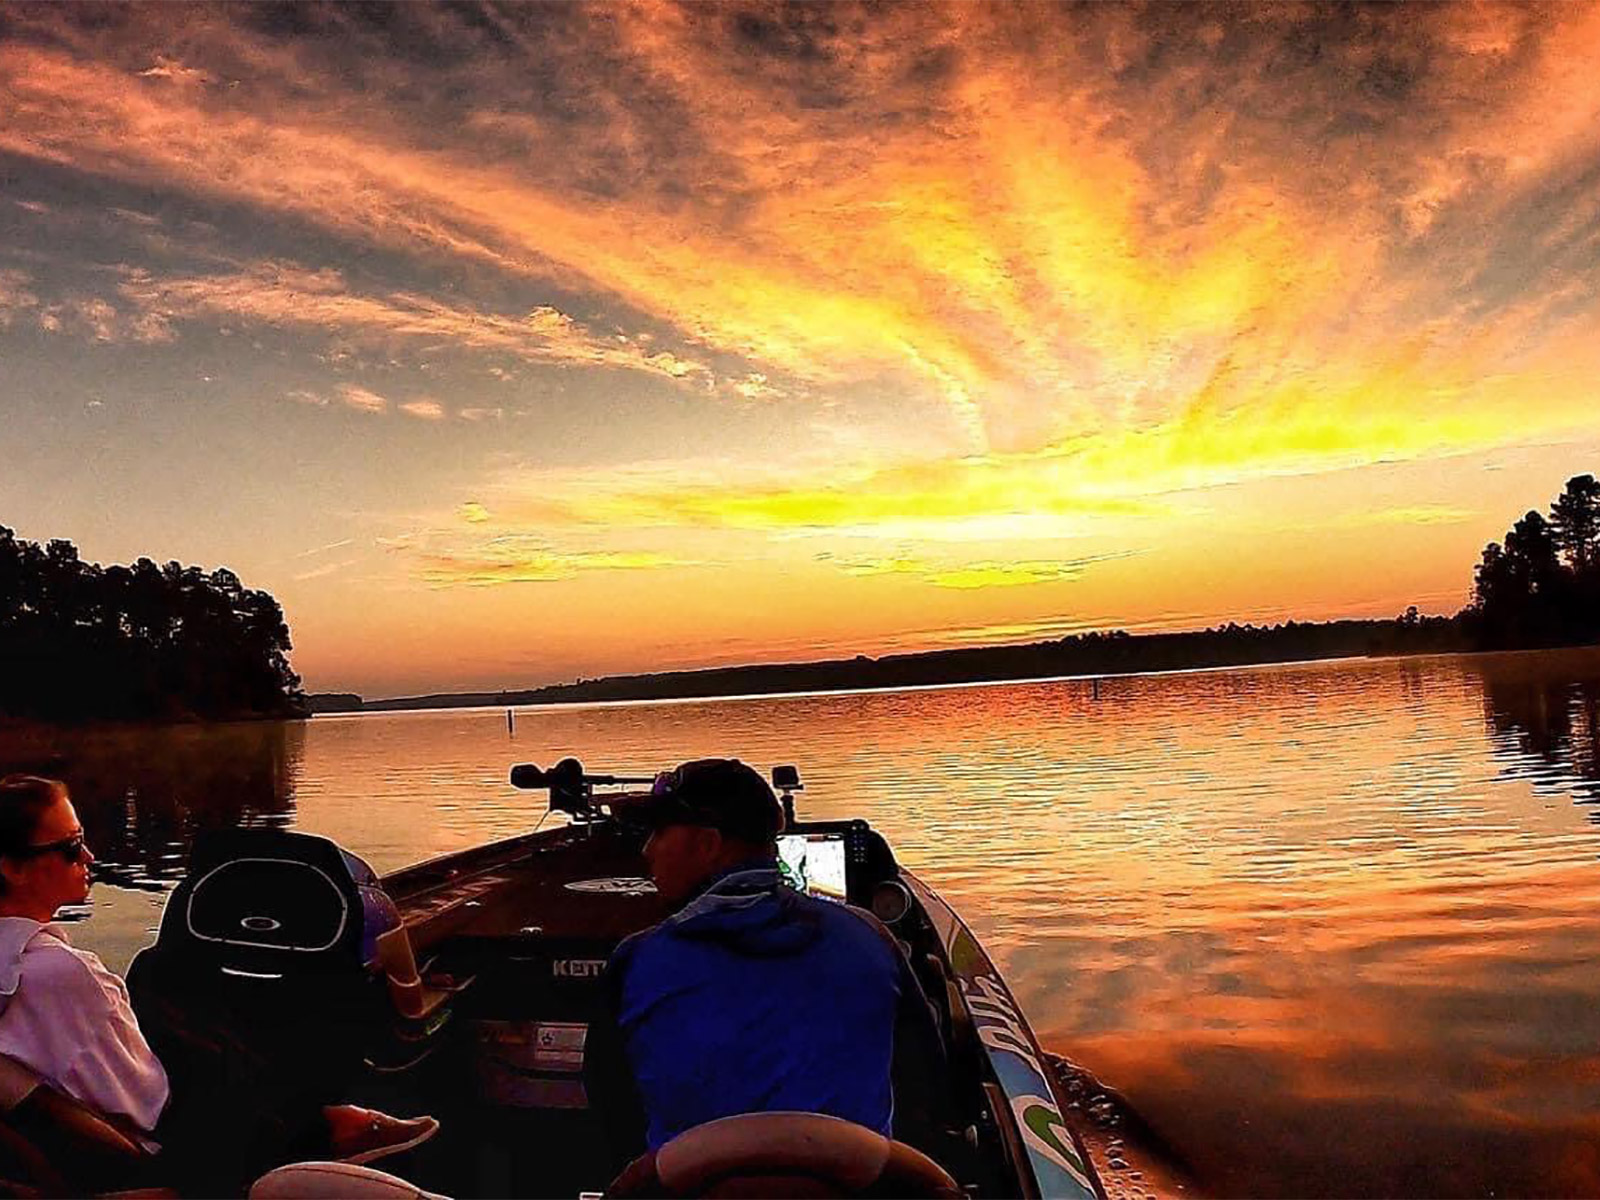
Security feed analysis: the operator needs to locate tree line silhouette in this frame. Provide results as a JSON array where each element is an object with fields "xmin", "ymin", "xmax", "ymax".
[
  {"xmin": 1467, "ymin": 474, "xmax": 1600, "ymax": 649},
  {"xmin": 0, "ymin": 527, "xmax": 306, "ymax": 723}
]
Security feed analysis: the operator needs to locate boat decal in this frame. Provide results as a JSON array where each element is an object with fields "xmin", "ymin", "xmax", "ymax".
[
  {"xmin": 564, "ymin": 877, "xmax": 658, "ymax": 895},
  {"xmin": 960, "ymin": 971, "xmax": 1099, "ymax": 1200},
  {"xmin": 967, "ymin": 975, "xmax": 1044, "ymax": 1064},
  {"xmin": 1014, "ymin": 1094, "xmax": 1098, "ymax": 1196}
]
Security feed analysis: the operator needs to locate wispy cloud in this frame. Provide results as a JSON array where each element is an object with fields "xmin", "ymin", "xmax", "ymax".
[
  {"xmin": 1317, "ymin": 506, "xmax": 1477, "ymax": 531},
  {"xmin": 0, "ymin": 270, "xmax": 173, "ymax": 342},
  {"xmin": 114, "ymin": 264, "xmax": 713, "ymax": 385},
  {"xmin": 136, "ymin": 56, "xmax": 214, "ymax": 87},
  {"xmin": 338, "ymin": 383, "xmax": 387, "ymax": 414},
  {"xmin": 730, "ymin": 373, "xmax": 781, "ymax": 401},
  {"xmin": 390, "ymin": 531, "xmax": 696, "ymax": 587},
  {"xmin": 36, "ymin": 296, "xmax": 173, "ymax": 344},
  {"xmin": 825, "ymin": 550, "xmax": 1133, "ymax": 590},
  {"xmin": 399, "ymin": 398, "xmax": 445, "ymax": 421},
  {"xmin": 295, "ymin": 537, "xmax": 355, "ymax": 559}
]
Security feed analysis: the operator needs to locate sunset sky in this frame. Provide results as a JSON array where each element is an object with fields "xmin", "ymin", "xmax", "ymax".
[{"xmin": 3, "ymin": 1, "xmax": 1599, "ymax": 697}]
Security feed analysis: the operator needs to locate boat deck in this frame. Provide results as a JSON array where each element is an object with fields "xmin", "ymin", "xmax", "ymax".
[{"xmin": 387, "ymin": 824, "xmax": 670, "ymax": 953}]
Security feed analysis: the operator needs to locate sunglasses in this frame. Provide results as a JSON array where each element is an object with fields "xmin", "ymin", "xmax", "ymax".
[{"xmin": 16, "ymin": 834, "xmax": 88, "ymax": 864}]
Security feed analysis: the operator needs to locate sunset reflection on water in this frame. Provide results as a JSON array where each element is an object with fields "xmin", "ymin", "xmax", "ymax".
[{"xmin": 5, "ymin": 649, "xmax": 1600, "ymax": 1196}]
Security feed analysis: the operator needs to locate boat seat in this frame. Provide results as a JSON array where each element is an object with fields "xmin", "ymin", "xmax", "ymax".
[
  {"xmin": 129, "ymin": 829, "xmax": 453, "ymax": 1092},
  {"xmin": 248, "ymin": 1161, "xmax": 449, "ymax": 1199},
  {"xmin": 0, "ymin": 1052, "xmax": 170, "ymax": 1198},
  {"xmin": 604, "ymin": 1112, "xmax": 962, "ymax": 1198}
]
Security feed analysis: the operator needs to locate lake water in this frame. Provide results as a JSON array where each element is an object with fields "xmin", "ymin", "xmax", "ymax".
[{"xmin": 5, "ymin": 649, "xmax": 1600, "ymax": 1197}]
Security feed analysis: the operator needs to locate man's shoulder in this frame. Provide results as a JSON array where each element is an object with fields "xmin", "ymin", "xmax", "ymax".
[
  {"xmin": 606, "ymin": 894, "xmax": 895, "ymax": 967},
  {"xmin": 799, "ymin": 894, "xmax": 901, "ymax": 960},
  {"xmin": 605, "ymin": 920, "xmax": 667, "ymax": 979}
]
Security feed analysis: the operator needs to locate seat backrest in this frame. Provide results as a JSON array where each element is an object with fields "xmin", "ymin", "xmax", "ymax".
[
  {"xmin": 128, "ymin": 830, "xmax": 391, "ymax": 1142},
  {"xmin": 606, "ymin": 1112, "xmax": 961, "ymax": 1199},
  {"xmin": 154, "ymin": 828, "xmax": 366, "ymax": 977}
]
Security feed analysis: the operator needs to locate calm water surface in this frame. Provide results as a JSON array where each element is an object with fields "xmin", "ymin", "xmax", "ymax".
[{"xmin": 5, "ymin": 649, "xmax": 1600, "ymax": 1197}]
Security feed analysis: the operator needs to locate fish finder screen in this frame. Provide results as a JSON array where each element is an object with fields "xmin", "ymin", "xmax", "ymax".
[{"xmin": 777, "ymin": 832, "xmax": 848, "ymax": 901}]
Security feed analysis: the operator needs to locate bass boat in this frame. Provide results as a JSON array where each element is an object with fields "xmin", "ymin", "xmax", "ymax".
[{"xmin": 122, "ymin": 759, "xmax": 1109, "ymax": 1199}]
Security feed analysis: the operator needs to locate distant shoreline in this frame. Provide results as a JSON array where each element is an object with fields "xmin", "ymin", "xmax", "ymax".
[
  {"xmin": 311, "ymin": 649, "xmax": 1455, "ymax": 718},
  {"xmin": 310, "ymin": 614, "xmax": 1508, "ymax": 715}
]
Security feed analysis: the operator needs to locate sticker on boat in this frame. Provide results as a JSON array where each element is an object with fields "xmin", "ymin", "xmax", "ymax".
[{"xmin": 564, "ymin": 877, "xmax": 658, "ymax": 895}]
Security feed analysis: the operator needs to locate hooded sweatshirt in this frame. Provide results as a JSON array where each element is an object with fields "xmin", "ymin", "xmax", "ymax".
[
  {"xmin": 590, "ymin": 864, "xmax": 924, "ymax": 1154},
  {"xmin": 0, "ymin": 916, "xmax": 169, "ymax": 1136}
]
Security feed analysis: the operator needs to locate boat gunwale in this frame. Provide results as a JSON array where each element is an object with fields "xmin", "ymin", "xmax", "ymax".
[{"xmin": 903, "ymin": 869, "xmax": 1104, "ymax": 1200}]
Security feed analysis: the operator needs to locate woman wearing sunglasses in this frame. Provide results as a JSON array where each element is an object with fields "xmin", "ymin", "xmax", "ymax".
[
  {"xmin": 0, "ymin": 774, "xmax": 437, "ymax": 1190},
  {"xmin": 0, "ymin": 773, "xmax": 162, "ymax": 1140}
]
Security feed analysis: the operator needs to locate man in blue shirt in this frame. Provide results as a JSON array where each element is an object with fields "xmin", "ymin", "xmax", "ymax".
[{"xmin": 584, "ymin": 759, "xmax": 944, "ymax": 1169}]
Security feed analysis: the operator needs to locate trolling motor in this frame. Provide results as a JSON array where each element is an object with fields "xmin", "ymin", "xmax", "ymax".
[{"xmin": 509, "ymin": 757, "xmax": 656, "ymax": 820}]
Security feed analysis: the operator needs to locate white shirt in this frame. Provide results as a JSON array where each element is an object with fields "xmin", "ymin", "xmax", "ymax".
[{"xmin": 0, "ymin": 916, "xmax": 170, "ymax": 1134}]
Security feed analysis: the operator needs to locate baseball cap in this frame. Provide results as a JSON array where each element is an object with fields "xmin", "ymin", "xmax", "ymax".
[{"xmin": 625, "ymin": 758, "xmax": 785, "ymax": 843}]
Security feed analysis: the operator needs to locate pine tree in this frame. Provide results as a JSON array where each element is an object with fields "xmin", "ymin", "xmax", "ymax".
[{"xmin": 1551, "ymin": 474, "xmax": 1600, "ymax": 574}]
